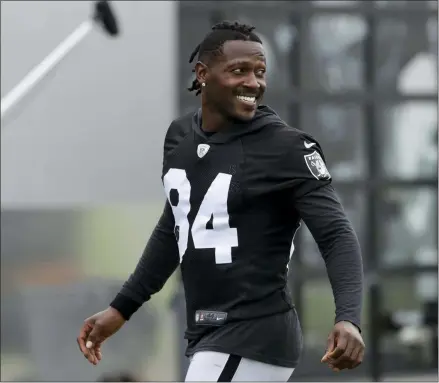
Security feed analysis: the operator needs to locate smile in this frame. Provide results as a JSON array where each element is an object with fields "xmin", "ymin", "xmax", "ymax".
[{"xmin": 236, "ymin": 95, "xmax": 256, "ymax": 105}]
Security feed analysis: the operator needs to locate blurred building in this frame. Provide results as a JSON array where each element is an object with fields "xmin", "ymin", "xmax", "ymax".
[{"xmin": 1, "ymin": 1, "xmax": 437, "ymax": 382}]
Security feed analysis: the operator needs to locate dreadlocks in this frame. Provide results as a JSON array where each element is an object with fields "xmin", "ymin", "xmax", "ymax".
[{"xmin": 187, "ymin": 21, "xmax": 262, "ymax": 96}]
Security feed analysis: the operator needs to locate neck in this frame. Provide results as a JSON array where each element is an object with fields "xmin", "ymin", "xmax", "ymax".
[{"xmin": 201, "ymin": 101, "xmax": 229, "ymax": 133}]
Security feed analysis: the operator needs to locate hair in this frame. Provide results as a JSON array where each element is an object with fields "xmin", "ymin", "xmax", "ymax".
[{"xmin": 188, "ymin": 21, "xmax": 262, "ymax": 96}]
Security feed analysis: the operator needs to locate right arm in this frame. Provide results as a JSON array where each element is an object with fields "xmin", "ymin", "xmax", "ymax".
[
  {"xmin": 78, "ymin": 121, "xmax": 182, "ymax": 365},
  {"xmin": 110, "ymin": 201, "xmax": 179, "ymax": 320},
  {"xmin": 110, "ymin": 119, "xmax": 184, "ymax": 319}
]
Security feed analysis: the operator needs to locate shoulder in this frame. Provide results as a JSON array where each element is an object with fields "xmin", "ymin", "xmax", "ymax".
[
  {"xmin": 267, "ymin": 122, "xmax": 328, "ymax": 168},
  {"xmin": 263, "ymin": 123, "xmax": 332, "ymax": 186},
  {"xmin": 274, "ymin": 123, "xmax": 321, "ymax": 154},
  {"xmin": 241, "ymin": 120, "xmax": 322, "ymax": 176},
  {"xmin": 248, "ymin": 120, "xmax": 322, "ymax": 161},
  {"xmin": 251, "ymin": 120, "xmax": 329, "ymax": 177},
  {"xmin": 274, "ymin": 124, "xmax": 331, "ymax": 182},
  {"xmin": 164, "ymin": 110, "xmax": 194, "ymax": 156}
]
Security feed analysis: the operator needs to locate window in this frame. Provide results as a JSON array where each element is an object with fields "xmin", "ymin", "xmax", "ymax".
[
  {"xmin": 378, "ymin": 188, "xmax": 438, "ymax": 267},
  {"xmin": 303, "ymin": 15, "xmax": 368, "ymax": 92},
  {"xmin": 375, "ymin": 18, "xmax": 438, "ymax": 91},
  {"xmin": 376, "ymin": 102, "xmax": 438, "ymax": 179}
]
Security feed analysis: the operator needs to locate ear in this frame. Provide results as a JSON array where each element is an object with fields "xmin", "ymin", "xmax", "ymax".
[{"xmin": 194, "ymin": 61, "xmax": 209, "ymax": 86}]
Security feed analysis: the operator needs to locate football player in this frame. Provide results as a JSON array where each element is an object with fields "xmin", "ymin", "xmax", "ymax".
[{"xmin": 77, "ymin": 21, "xmax": 365, "ymax": 382}]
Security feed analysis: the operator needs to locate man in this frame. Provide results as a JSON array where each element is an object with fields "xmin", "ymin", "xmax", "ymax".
[{"xmin": 77, "ymin": 21, "xmax": 365, "ymax": 382}]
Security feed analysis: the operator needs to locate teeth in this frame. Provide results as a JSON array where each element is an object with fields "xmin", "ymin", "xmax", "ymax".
[{"xmin": 237, "ymin": 95, "xmax": 256, "ymax": 103}]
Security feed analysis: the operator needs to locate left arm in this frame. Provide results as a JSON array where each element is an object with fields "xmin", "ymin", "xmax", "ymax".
[
  {"xmin": 275, "ymin": 129, "xmax": 365, "ymax": 371},
  {"xmin": 296, "ymin": 185, "xmax": 366, "ymax": 371},
  {"xmin": 295, "ymin": 183, "xmax": 363, "ymax": 331}
]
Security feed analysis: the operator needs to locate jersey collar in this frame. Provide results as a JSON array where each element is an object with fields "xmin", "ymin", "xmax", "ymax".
[{"xmin": 191, "ymin": 106, "xmax": 284, "ymax": 144}]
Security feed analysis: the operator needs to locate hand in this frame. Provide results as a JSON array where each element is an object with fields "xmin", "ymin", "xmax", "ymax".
[
  {"xmin": 77, "ymin": 307, "xmax": 126, "ymax": 365},
  {"xmin": 321, "ymin": 321, "xmax": 365, "ymax": 372}
]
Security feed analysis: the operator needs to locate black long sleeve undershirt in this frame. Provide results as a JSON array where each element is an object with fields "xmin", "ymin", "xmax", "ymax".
[
  {"xmin": 110, "ymin": 202, "xmax": 178, "ymax": 320},
  {"xmin": 294, "ymin": 183, "xmax": 364, "ymax": 330}
]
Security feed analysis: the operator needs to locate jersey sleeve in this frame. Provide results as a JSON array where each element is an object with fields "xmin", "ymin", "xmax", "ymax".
[
  {"xmin": 295, "ymin": 184, "xmax": 363, "ymax": 330},
  {"xmin": 276, "ymin": 131, "xmax": 332, "ymax": 200},
  {"xmin": 277, "ymin": 130, "xmax": 363, "ymax": 329},
  {"xmin": 110, "ymin": 201, "xmax": 179, "ymax": 320},
  {"xmin": 110, "ymin": 122, "xmax": 181, "ymax": 320}
]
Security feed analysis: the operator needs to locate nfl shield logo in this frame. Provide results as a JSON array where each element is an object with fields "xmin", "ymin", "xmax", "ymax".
[
  {"xmin": 197, "ymin": 144, "xmax": 210, "ymax": 158},
  {"xmin": 304, "ymin": 151, "xmax": 331, "ymax": 180}
]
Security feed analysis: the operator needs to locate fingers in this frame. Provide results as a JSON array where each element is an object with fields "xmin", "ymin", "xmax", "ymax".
[
  {"xmin": 350, "ymin": 347, "xmax": 365, "ymax": 369},
  {"xmin": 327, "ymin": 336, "xmax": 365, "ymax": 372},
  {"xmin": 87, "ymin": 323, "xmax": 106, "ymax": 349},
  {"xmin": 86, "ymin": 341, "xmax": 99, "ymax": 365},
  {"xmin": 85, "ymin": 325, "xmax": 106, "ymax": 365},
  {"xmin": 321, "ymin": 332, "xmax": 336, "ymax": 362},
  {"xmin": 84, "ymin": 342, "xmax": 101, "ymax": 365},
  {"xmin": 96, "ymin": 346, "xmax": 103, "ymax": 361},
  {"xmin": 326, "ymin": 334, "xmax": 347, "ymax": 361},
  {"xmin": 331, "ymin": 336, "xmax": 355, "ymax": 367},
  {"xmin": 77, "ymin": 321, "xmax": 103, "ymax": 366},
  {"xmin": 77, "ymin": 322, "xmax": 93, "ymax": 355},
  {"xmin": 321, "ymin": 323, "xmax": 365, "ymax": 372},
  {"xmin": 77, "ymin": 322, "xmax": 96, "ymax": 364}
]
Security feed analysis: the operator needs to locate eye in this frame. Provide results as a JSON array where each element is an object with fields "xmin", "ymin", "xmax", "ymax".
[
  {"xmin": 232, "ymin": 68, "xmax": 244, "ymax": 75},
  {"xmin": 256, "ymin": 69, "xmax": 266, "ymax": 77}
]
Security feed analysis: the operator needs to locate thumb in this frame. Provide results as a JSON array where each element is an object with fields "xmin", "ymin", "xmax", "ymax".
[
  {"xmin": 321, "ymin": 332, "xmax": 335, "ymax": 362},
  {"xmin": 86, "ymin": 324, "xmax": 104, "ymax": 349}
]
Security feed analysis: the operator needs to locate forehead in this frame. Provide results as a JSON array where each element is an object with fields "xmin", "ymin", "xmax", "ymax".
[{"xmin": 219, "ymin": 40, "xmax": 265, "ymax": 64}]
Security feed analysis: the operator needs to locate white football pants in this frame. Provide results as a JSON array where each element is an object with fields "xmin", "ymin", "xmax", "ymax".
[{"xmin": 185, "ymin": 351, "xmax": 295, "ymax": 382}]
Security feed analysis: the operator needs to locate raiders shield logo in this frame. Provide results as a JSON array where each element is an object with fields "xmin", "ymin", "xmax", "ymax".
[
  {"xmin": 304, "ymin": 151, "xmax": 331, "ymax": 180},
  {"xmin": 197, "ymin": 144, "xmax": 210, "ymax": 158}
]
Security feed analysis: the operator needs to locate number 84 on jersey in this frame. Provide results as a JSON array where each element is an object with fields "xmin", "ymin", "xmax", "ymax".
[{"xmin": 163, "ymin": 168, "xmax": 238, "ymax": 265}]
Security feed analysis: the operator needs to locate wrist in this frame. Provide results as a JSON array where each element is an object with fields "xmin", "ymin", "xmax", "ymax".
[
  {"xmin": 110, "ymin": 293, "xmax": 142, "ymax": 320},
  {"xmin": 107, "ymin": 306, "xmax": 126, "ymax": 321},
  {"xmin": 335, "ymin": 319, "xmax": 361, "ymax": 333}
]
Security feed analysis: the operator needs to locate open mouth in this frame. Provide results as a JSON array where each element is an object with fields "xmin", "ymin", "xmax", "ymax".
[{"xmin": 236, "ymin": 95, "xmax": 257, "ymax": 106}]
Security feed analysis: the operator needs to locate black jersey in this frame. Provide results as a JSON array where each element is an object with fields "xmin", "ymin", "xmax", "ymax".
[
  {"xmin": 162, "ymin": 106, "xmax": 326, "ymax": 333},
  {"xmin": 111, "ymin": 105, "xmax": 363, "ymax": 368}
]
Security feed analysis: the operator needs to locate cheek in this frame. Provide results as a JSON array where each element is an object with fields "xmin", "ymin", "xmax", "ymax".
[
  {"xmin": 206, "ymin": 86, "xmax": 222, "ymax": 104},
  {"xmin": 216, "ymin": 74, "xmax": 240, "ymax": 91},
  {"xmin": 207, "ymin": 83, "xmax": 232, "ymax": 103}
]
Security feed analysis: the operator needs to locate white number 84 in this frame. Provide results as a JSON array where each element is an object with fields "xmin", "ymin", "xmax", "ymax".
[{"xmin": 163, "ymin": 168, "xmax": 238, "ymax": 264}]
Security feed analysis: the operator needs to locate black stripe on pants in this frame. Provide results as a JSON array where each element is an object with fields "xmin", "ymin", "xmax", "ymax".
[{"xmin": 217, "ymin": 354, "xmax": 242, "ymax": 382}]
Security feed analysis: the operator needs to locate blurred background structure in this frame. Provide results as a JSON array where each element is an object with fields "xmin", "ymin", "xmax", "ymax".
[{"xmin": 1, "ymin": 1, "xmax": 438, "ymax": 381}]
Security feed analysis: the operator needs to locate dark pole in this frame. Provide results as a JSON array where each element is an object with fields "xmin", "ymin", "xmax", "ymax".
[{"xmin": 363, "ymin": 6, "xmax": 383, "ymax": 381}]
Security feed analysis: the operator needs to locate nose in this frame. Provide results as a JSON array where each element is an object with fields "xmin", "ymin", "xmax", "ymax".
[{"xmin": 243, "ymin": 73, "xmax": 260, "ymax": 90}]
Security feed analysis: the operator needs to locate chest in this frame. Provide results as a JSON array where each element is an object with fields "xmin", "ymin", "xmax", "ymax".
[
  {"xmin": 162, "ymin": 139, "xmax": 245, "ymax": 215},
  {"xmin": 162, "ymin": 139, "xmax": 248, "ymax": 264},
  {"xmin": 161, "ymin": 135, "xmax": 294, "ymax": 265}
]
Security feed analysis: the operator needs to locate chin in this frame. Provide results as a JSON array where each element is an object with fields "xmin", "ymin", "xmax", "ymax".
[
  {"xmin": 230, "ymin": 109, "xmax": 256, "ymax": 122},
  {"xmin": 239, "ymin": 112, "xmax": 256, "ymax": 121}
]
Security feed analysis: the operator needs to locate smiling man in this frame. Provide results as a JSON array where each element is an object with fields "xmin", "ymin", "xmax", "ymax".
[{"xmin": 77, "ymin": 21, "xmax": 365, "ymax": 382}]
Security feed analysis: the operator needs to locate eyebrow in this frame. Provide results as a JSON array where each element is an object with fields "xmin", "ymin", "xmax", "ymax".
[{"xmin": 227, "ymin": 57, "xmax": 266, "ymax": 67}]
